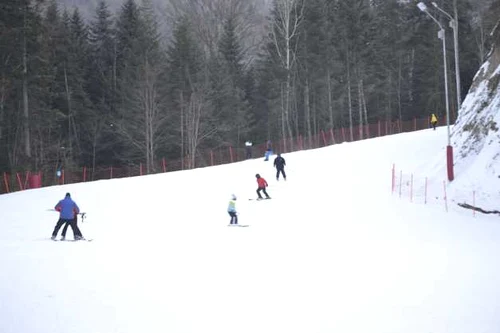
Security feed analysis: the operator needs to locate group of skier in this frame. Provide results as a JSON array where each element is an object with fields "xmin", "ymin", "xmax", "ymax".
[
  {"xmin": 227, "ymin": 149, "xmax": 287, "ymax": 226},
  {"xmin": 51, "ymin": 192, "xmax": 85, "ymax": 241}
]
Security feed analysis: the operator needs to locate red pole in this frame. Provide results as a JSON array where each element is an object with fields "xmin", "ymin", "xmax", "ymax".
[
  {"xmin": 16, "ymin": 173, "xmax": 23, "ymax": 191},
  {"xmin": 162, "ymin": 158, "xmax": 167, "ymax": 172},
  {"xmin": 3, "ymin": 172, "xmax": 10, "ymax": 193},
  {"xmin": 229, "ymin": 146, "xmax": 234, "ymax": 163},
  {"xmin": 24, "ymin": 171, "xmax": 30, "ymax": 189},
  {"xmin": 447, "ymin": 146, "xmax": 454, "ymax": 181}
]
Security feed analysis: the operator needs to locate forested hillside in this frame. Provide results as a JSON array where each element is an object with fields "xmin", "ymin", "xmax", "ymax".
[{"xmin": 1, "ymin": 0, "xmax": 499, "ymax": 175}]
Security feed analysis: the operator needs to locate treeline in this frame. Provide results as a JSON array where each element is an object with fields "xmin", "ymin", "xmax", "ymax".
[{"xmin": 1, "ymin": 0, "xmax": 499, "ymax": 174}]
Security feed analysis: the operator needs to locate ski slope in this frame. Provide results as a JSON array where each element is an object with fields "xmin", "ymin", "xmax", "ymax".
[{"xmin": 1, "ymin": 127, "xmax": 499, "ymax": 333}]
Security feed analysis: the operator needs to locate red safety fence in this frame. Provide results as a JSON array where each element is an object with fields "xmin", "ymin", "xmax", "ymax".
[{"xmin": 1, "ymin": 116, "xmax": 448, "ymax": 195}]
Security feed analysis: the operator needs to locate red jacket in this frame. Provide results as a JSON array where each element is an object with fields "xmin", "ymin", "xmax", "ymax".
[{"xmin": 257, "ymin": 177, "xmax": 268, "ymax": 188}]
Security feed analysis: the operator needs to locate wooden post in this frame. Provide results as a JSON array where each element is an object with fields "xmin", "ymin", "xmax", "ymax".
[
  {"xmin": 110, "ymin": 166, "xmax": 113, "ymax": 179},
  {"xmin": 229, "ymin": 146, "xmax": 234, "ymax": 163},
  {"xmin": 378, "ymin": 120, "xmax": 381, "ymax": 137},
  {"xmin": 16, "ymin": 173, "xmax": 23, "ymax": 190},
  {"xmin": 162, "ymin": 158, "xmax": 167, "ymax": 172},
  {"xmin": 210, "ymin": 151, "xmax": 214, "ymax": 166},
  {"xmin": 83, "ymin": 167, "xmax": 87, "ymax": 182},
  {"xmin": 3, "ymin": 172, "xmax": 10, "ymax": 193}
]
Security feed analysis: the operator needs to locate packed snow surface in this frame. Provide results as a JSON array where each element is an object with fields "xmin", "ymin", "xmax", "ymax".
[{"xmin": 1, "ymin": 126, "xmax": 499, "ymax": 333}]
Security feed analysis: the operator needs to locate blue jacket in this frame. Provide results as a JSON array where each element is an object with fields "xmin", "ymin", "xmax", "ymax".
[{"xmin": 55, "ymin": 197, "xmax": 80, "ymax": 219}]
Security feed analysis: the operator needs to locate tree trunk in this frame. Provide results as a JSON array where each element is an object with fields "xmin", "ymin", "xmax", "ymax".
[
  {"xmin": 180, "ymin": 90, "xmax": 184, "ymax": 170},
  {"xmin": 64, "ymin": 65, "xmax": 73, "ymax": 156},
  {"xmin": 327, "ymin": 68, "xmax": 333, "ymax": 129},
  {"xmin": 23, "ymin": 8, "xmax": 31, "ymax": 159},
  {"xmin": 304, "ymin": 78, "xmax": 311, "ymax": 148},
  {"xmin": 346, "ymin": 51, "xmax": 353, "ymax": 141},
  {"xmin": 357, "ymin": 77, "xmax": 363, "ymax": 140}
]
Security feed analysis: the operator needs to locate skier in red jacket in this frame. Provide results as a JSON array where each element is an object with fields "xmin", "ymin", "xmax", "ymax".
[{"xmin": 255, "ymin": 174, "xmax": 271, "ymax": 200}]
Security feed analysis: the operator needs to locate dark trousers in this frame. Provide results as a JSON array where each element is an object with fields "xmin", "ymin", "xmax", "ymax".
[
  {"xmin": 257, "ymin": 187, "xmax": 270, "ymax": 199},
  {"xmin": 228, "ymin": 211, "xmax": 238, "ymax": 224},
  {"xmin": 276, "ymin": 168, "xmax": 286, "ymax": 180},
  {"xmin": 62, "ymin": 217, "xmax": 83, "ymax": 238},
  {"xmin": 431, "ymin": 122, "xmax": 437, "ymax": 130},
  {"xmin": 245, "ymin": 148, "xmax": 252, "ymax": 159}
]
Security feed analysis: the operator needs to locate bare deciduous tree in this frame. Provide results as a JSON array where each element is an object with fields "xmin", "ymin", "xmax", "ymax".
[{"xmin": 271, "ymin": 0, "xmax": 304, "ymax": 151}]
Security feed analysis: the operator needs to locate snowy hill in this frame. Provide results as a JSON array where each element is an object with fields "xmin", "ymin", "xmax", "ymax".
[
  {"xmin": 448, "ymin": 24, "xmax": 500, "ymax": 210},
  {"xmin": 1, "ymin": 126, "xmax": 500, "ymax": 333}
]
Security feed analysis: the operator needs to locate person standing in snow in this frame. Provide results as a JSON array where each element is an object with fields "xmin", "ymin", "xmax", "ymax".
[
  {"xmin": 51, "ymin": 193, "xmax": 84, "ymax": 240},
  {"xmin": 228, "ymin": 194, "xmax": 238, "ymax": 225},
  {"xmin": 273, "ymin": 153, "xmax": 286, "ymax": 181},
  {"xmin": 255, "ymin": 174, "xmax": 271, "ymax": 199},
  {"xmin": 60, "ymin": 210, "xmax": 83, "ymax": 241},
  {"xmin": 430, "ymin": 113, "xmax": 438, "ymax": 130},
  {"xmin": 264, "ymin": 140, "xmax": 273, "ymax": 161},
  {"xmin": 245, "ymin": 141, "xmax": 253, "ymax": 159}
]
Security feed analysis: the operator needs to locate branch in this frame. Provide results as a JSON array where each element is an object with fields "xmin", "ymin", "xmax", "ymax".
[{"xmin": 457, "ymin": 202, "xmax": 500, "ymax": 216}]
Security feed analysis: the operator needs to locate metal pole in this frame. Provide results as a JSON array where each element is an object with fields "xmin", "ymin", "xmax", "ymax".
[
  {"xmin": 440, "ymin": 29, "xmax": 451, "ymax": 147},
  {"xmin": 419, "ymin": 2, "xmax": 454, "ymax": 181},
  {"xmin": 432, "ymin": 2, "xmax": 461, "ymax": 111}
]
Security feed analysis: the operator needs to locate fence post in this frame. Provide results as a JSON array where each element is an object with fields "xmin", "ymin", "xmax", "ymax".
[
  {"xmin": 62, "ymin": 170, "xmax": 65, "ymax": 184},
  {"xmin": 321, "ymin": 130, "xmax": 327, "ymax": 146},
  {"xmin": 110, "ymin": 166, "xmax": 113, "ymax": 179},
  {"xmin": 3, "ymin": 172, "xmax": 10, "ymax": 193},
  {"xmin": 16, "ymin": 173, "xmax": 23, "ymax": 191},
  {"xmin": 24, "ymin": 171, "xmax": 30, "ymax": 189},
  {"xmin": 342, "ymin": 127, "xmax": 346, "ymax": 142},
  {"xmin": 162, "ymin": 158, "xmax": 167, "ymax": 172},
  {"xmin": 413, "ymin": 117, "xmax": 417, "ymax": 131},
  {"xmin": 140, "ymin": 163, "xmax": 143, "ymax": 176},
  {"xmin": 229, "ymin": 146, "xmax": 234, "ymax": 163},
  {"xmin": 378, "ymin": 120, "xmax": 381, "ymax": 137},
  {"xmin": 83, "ymin": 167, "xmax": 87, "ymax": 182}
]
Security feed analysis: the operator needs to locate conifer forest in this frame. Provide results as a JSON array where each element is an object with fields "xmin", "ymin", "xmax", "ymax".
[{"xmin": 1, "ymin": 0, "xmax": 499, "ymax": 175}]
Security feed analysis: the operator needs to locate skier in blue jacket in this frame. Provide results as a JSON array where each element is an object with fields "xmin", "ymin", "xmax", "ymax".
[
  {"xmin": 51, "ymin": 193, "xmax": 84, "ymax": 240},
  {"xmin": 227, "ymin": 194, "xmax": 238, "ymax": 225}
]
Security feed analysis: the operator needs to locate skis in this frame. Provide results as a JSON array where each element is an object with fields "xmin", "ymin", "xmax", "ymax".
[
  {"xmin": 51, "ymin": 238, "xmax": 93, "ymax": 242},
  {"xmin": 228, "ymin": 224, "xmax": 249, "ymax": 227},
  {"xmin": 248, "ymin": 197, "xmax": 271, "ymax": 201}
]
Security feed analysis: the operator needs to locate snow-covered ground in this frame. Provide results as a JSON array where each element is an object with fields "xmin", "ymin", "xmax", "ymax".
[{"xmin": 1, "ymin": 126, "xmax": 500, "ymax": 333}]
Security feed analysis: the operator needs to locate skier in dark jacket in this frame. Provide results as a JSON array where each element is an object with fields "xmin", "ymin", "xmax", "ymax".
[
  {"xmin": 273, "ymin": 153, "xmax": 286, "ymax": 181},
  {"xmin": 51, "ymin": 193, "xmax": 84, "ymax": 240},
  {"xmin": 256, "ymin": 174, "xmax": 271, "ymax": 199}
]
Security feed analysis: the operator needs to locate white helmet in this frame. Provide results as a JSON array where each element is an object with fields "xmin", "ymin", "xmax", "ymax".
[{"xmin": 231, "ymin": 194, "xmax": 237, "ymax": 200}]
